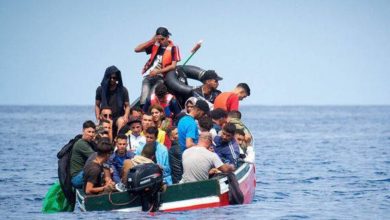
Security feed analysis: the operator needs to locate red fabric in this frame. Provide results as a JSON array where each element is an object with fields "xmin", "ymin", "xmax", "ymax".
[
  {"xmin": 226, "ymin": 93, "xmax": 239, "ymax": 111},
  {"xmin": 214, "ymin": 92, "xmax": 239, "ymax": 112}
]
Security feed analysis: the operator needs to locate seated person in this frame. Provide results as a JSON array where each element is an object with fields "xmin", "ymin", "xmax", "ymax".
[
  {"xmin": 83, "ymin": 138, "xmax": 115, "ymax": 195},
  {"xmin": 167, "ymin": 127, "xmax": 183, "ymax": 184},
  {"xmin": 143, "ymin": 83, "xmax": 181, "ymax": 119},
  {"xmin": 192, "ymin": 70, "xmax": 222, "ymax": 106},
  {"xmin": 121, "ymin": 142, "xmax": 156, "ymax": 184},
  {"xmin": 209, "ymin": 108, "xmax": 227, "ymax": 139},
  {"xmin": 235, "ymin": 129, "xmax": 255, "ymax": 163},
  {"xmin": 98, "ymin": 119, "xmax": 113, "ymax": 143},
  {"xmin": 174, "ymin": 97, "xmax": 197, "ymax": 125},
  {"xmin": 227, "ymin": 110, "xmax": 252, "ymax": 143},
  {"xmin": 139, "ymin": 113, "xmax": 170, "ymax": 147},
  {"xmin": 108, "ymin": 134, "xmax": 134, "ymax": 184},
  {"xmin": 125, "ymin": 116, "xmax": 146, "ymax": 152},
  {"xmin": 135, "ymin": 127, "xmax": 172, "ymax": 185},
  {"xmin": 213, "ymin": 123, "xmax": 240, "ymax": 167},
  {"xmin": 130, "ymin": 106, "xmax": 143, "ymax": 118},
  {"xmin": 181, "ymin": 132, "xmax": 234, "ymax": 183},
  {"xmin": 149, "ymin": 104, "xmax": 173, "ymax": 132},
  {"xmin": 70, "ymin": 120, "xmax": 97, "ymax": 188}
]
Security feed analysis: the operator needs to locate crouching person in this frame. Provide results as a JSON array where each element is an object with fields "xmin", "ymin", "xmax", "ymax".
[
  {"xmin": 84, "ymin": 138, "xmax": 115, "ymax": 195},
  {"xmin": 108, "ymin": 134, "xmax": 134, "ymax": 184},
  {"xmin": 181, "ymin": 132, "xmax": 234, "ymax": 183}
]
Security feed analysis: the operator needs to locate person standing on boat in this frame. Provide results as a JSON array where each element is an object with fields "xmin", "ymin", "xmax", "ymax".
[
  {"xmin": 108, "ymin": 134, "xmax": 134, "ymax": 184},
  {"xmin": 70, "ymin": 120, "xmax": 97, "ymax": 188},
  {"xmin": 134, "ymin": 27, "xmax": 181, "ymax": 108},
  {"xmin": 213, "ymin": 123, "xmax": 240, "ymax": 167},
  {"xmin": 181, "ymin": 132, "xmax": 234, "ymax": 183},
  {"xmin": 135, "ymin": 127, "xmax": 172, "ymax": 185},
  {"xmin": 192, "ymin": 70, "xmax": 223, "ymax": 108},
  {"xmin": 178, "ymin": 100, "xmax": 210, "ymax": 152},
  {"xmin": 213, "ymin": 83, "xmax": 251, "ymax": 112},
  {"xmin": 83, "ymin": 137, "xmax": 115, "ymax": 195},
  {"xmin": 95, "ymin": 65, "xmax": 130, "ymax": 137}
]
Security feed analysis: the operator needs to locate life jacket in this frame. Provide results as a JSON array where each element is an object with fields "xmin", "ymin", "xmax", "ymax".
[
  {"xmin": 150, "ymin": 93, "xmax": 174, "ymax": 117},
  {"xmin": 142, "ymin": 41, "xmax": 175, "ymax": 76},
  {"xmin": 213, "ymin": 92, "xmax": 234, "ymax": 111}
]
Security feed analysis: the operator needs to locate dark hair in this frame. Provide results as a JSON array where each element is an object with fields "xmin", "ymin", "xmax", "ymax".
[
  {"xmin": 96, "ymin": 137, "xmax": 113, "ymax": 156},
  {"xmin": 237, "ymin": 83, "xmax": 250, "ymax": 96},
  {"xmin": 155, "ymin": 83, "xmax": 168, "ymax": 98},
  {"xmin": 198, "ymin": 116, "xmax": 213, "ymax": 132},
  {"xmin": 83, "ymin": 120, "xmax": 96, "ymax": 129},
  {"xmin": 116, "ymin": 134, "xmax": 127, "ymax": 141},
  {"xmin": 130, "ymin": 106, "xmax": 142, "ymax": 114},
  {"xmin": 166, "ymin": 126, "xmax": 177, "ymax": 137},
  {"xmin": 228, "ymin": 110, "xmax": 241, "ymax": 119},
  {"xmin": 235, "ymin": 129, "xmax": 245, "ymax": 136},
  {"xmin": 100, "ymin": 106, "xmax": 112, "ymax": 112},
  {"xmin": 141, "ymin": 143, "xmax": 156, "ymax": 159},
  {"xmin": 210, "ymin": 108, "xmax": 227, "ymax": 120},
  {"xmin": 145, "ymin": 126, "xmax": 159, "ymax": 138},
  {"xmin": 149, "ymin": 104, "xmax": 164, "ymax": 116},
  {"xmin": 99, "ymin": 119, "xmax": 111, "ymax": 125},
  {"xmin": 223, "ymin": 123, "xmax": 236, "ymax": 135}
]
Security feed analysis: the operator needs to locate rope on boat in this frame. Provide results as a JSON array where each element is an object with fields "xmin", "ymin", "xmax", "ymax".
[{"xmin": 108, "ymin": 191, "xmax": 140, "ymax": 206}]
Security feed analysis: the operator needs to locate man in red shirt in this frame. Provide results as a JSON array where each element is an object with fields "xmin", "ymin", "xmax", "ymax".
[
  {"xmin": 213, "ymin": 83, "xmax": 251, "ymax": 112},
  {"xmin": 134, "ymin": 27, "xmax": 181, "ymax": 108}
]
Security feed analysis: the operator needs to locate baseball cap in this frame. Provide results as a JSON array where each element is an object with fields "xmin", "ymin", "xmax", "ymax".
[
  {"xmin": 195, "ymin": 100, "xmax": 210, "ymax": 113},
  {"xmin": 201, "ymin": 70, "xmax": 223, "ymax": 82},
  {"xmin": 156, "ymin": 27, "xmax": 171, "ymax": 37}
]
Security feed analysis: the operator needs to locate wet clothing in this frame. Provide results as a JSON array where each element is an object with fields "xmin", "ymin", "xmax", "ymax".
[
  {"xmin": 70, "ymin": 139, "xmax": 95, "ymax": 178},
  {"xmin": 181, "ymin": 146, "xmax": 223, "ymax": 183},
  {"xmin": 178, "ymin": 115, "xmax": 199, "ymax": 152},
  {"xmin": 192, "ymin": 87, "xmax": 221, "ymax": 104},
  {"xmin": 108, "ymin": 151, "xmax": 135, "ymax": 183},
  {"xmin": 135, "ymin": 142, "xmax": 172, "ymax": 185},
  {"xmin": 213, "ymin": 136, "xmax": 240, "ymax": 167},
  {"xmin": 168, "ymin": 141, "xmax": 183, "ymax": 184},
  {"xmin": 83, "ymin": 154, "xmax": 104, "ymax": 194},
  {"xmin": 214, "ymin": 92, "xmax": 239, "ymax": 112},
  {"xmin": 96, "ymin": 65, "xmax": 129, "ymax": 120}
]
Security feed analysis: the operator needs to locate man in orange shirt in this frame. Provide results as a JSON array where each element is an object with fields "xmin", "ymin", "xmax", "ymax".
[{"xmin": 213, "ymin": 83, "xmax": 251, "ymax": 112}]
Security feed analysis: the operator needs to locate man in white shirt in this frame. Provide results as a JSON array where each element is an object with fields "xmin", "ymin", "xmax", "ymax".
[{"xmin": 126, "ymin": 116, "xmax": 146, "ymax": 152}]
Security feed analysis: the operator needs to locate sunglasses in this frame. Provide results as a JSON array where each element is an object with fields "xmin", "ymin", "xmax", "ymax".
[
  {"xmin": 103, "ymin": 114, "xmax": 112, "ymax": 119},
  {"xmin": 110, "ymin": 76, "xmax": 117, "ymax": 80}
]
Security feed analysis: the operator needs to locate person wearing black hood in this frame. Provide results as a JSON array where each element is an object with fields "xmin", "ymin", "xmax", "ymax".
[{"xmin": 95, "ymin": 65, "xmax": 130, "ymax": 136}]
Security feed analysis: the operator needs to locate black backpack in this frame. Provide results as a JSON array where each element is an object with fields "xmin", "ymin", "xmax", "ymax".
[{"xmin": 57, "ymin": 134, "xmax": 82, "ymax": 207}]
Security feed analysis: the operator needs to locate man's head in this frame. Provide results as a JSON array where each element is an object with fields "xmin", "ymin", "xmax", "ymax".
[
  {"xmin": 144, "ymin": 126, "xmax": 159, "ymax": 144},
  {"xmin": 141, "ymin": 142, "xmax": 157, "ymax": 160},
  {"xmin": 155, "ymin": 27, "xmax": 171, "ymax": 47},
  {"xmin": 227, "ymin": 110, "xmax": 242, "ymax": 121},
  {"xmin": 234, "ymin": 129, "xmax": 246, "ymax": 146},
  {"xmin": 100, "ymin": 107, "xmax": 113, "ymax": 121},
  {"xmin": 191, "ymin": 100, "xmax": 210, "ymax": 119},
  {"xmin": 198, "ymin": 132, "xmax": 213, "ymax": 150},
  {"xmin": 82, "ymin": 120, "xmax": 96, "ymax": 142},
  {"xmin": 201, "ymin": 70, "xmax": 222, "ymax": 90},
  {"xmin": 115, "ymin": 134, "xmax": 128, "ymax": 155},
  {"xmin": 233, "ymin": 83, "xmax": 251, "ymax": 101},
  {"xmin": 198, "ymin": 116, "xmax": 213, "ymax": 132},
  {"xmin": 130, "ymin": 106, "xmax": 142, "ymax": 118},
  {"xmin": 154, "ymin": 83, "xmax": 168, "ymax": 99},
  {"xmin": 166, "ymin": 126, "xmax": 178, "ymax": 142},
  {"xmin": 128, "ymin": 116, "xmax": 142, "ymax": 136},
  {"xmin": 221, "ymin": 123, "xmax": 236, "ymax": 144},
  {"xmin": 210, "ymin": 108, "xmax": 228, "ymax": 127},
  {"xmin": 96, "ymin": 137, "xmax": 113, "ymax": 160},
  {"xmin": 142, "ymin": 113, "xmax": 155, "ymax": 130},
  {"xmin": 100, "ymin": 119, "xmax": 111, "ymax": 132}
]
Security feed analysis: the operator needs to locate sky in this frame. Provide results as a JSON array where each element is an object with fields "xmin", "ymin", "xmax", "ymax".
[{"xmin": 0, "ymin": 0, "xmax": 389, "ymax": 106}]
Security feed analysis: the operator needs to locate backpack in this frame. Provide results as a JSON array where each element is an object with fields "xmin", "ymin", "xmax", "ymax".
[{"xmin": 57, "ymin": 134, "xmax": 82, "ymax": 207}]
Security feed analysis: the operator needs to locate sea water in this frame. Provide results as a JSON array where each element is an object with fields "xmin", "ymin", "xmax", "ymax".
[{"xmin": 0, "ymin": 106, "xmax": 388, "ymax": 219}]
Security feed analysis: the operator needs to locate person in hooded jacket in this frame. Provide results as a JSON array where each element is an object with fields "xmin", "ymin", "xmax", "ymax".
[{"xmin": 95, "ymin": 65, "xmax": 130, "ymax": 136}]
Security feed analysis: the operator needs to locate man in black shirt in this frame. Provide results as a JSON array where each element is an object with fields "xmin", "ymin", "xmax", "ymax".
[{"xmin": 192, "ymin": 70, "xmax": 223, "ymax": 107}]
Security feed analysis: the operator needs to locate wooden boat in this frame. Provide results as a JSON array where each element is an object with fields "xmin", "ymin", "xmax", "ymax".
[
  {"xmin": 76, "ymin": 161, "xmax": 255, "ymax": 212},
  {"xmin": 76, "ymin": 65, "xmax": 256, "ymax": 212}
]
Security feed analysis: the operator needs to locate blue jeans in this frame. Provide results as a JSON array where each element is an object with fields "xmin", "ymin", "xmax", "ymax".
[
  {"xmin": 71, "ymin": 171, "xmax": 84, "ymax": 189},
  {"xmin": 140, "ymin": 75, "xmax": 164, "ymax": 105}
]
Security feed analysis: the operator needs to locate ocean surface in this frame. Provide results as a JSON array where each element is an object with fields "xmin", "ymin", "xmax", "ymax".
[{"xmin": 0, "ymin": 105, "xmax": 389, "ymax": 219}]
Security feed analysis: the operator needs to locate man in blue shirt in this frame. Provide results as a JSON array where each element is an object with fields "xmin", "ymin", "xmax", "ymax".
[
  {"xmin": 108, "ymin": 134, "xmax": 134, "ymax": 183},
  {"xmin": 213, "ymin": 123, "xmax": 240, "ymax": 167},
  {"xmin": 178, "ymin": 100, "xmax": 210, "ymax": 152}
]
